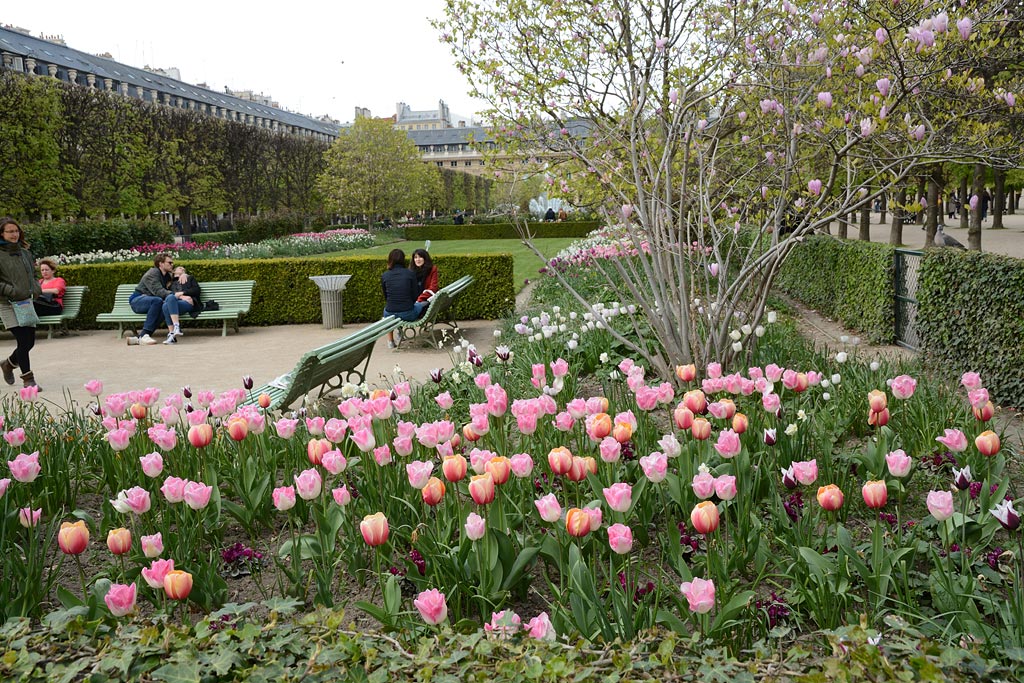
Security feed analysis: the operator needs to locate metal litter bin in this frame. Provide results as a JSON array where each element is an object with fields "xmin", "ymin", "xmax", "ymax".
[{"xmin": 308, "ymin": 275, "xmax": 351, "ymax": 329}]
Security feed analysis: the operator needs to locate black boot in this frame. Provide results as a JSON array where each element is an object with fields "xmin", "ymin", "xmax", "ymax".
[{"xmin": 1, "ymin": 358, "xmax": 14, "ymax": 385}]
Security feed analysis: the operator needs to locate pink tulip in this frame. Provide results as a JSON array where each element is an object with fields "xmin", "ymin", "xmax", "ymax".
[
  {"xmin": 319, "ymin": 449, "xmax": 346, "ymax": 475},
  {"xmin": 141, "ymin": 558, "xmax": 174, "ymax": 589},
  {"xmin": 464, "ymin": 512, "xmax": 487, "ymax": 541},
  {"xmin": 967, "ymin": 388, "xmax": 989, "ymax": 409},
  {"xmin": 350, "ymin": 428, "xmax": 376, "ymax": 453},
  {"xmin": 84, "ymin": 379, "xmax": 103, "ymax": 396},
  {"xmin": 8, "ymin": 451, "xmax": 41, "ymax": 483},
  {"xmin": 535, "ymin": 493, "xmax": 562, "ymax": 523},
  {"xmin": 484, "ymin": 610, "xmax": 521, "ymax": 638},
  {"xmin": 19, "ymin": 385, "xmax": 39, "ymax": 402},
  {"xmin": 332, "ymin": 485, "xmax": 351, "ymax": 506},
  {"xmin": 110, "ymin": 486, "xmax": 151, "ymax": 515},
  {"xmin": 392, "ymin": 435, "xmax": 414, "ymax": 457},
  {"xmin": 150, "ymin": 425, "xmax": 179, "ymax": 450},
  {"xmin": 414, "ymin": 588, "xmax": 448, "ymax": 625},
  {"xmin": 406, "ymin": 461, "xmax": 434, "ymax": 490},
  {"xmin": 713, "ymin": 430, "xmax": 742, "ymax": 459},
  {"xmin": 294, "ymin": 469, "xmax": 323, "ymax": 500},
  {"xmin": 936, "ymin": 429, "xmax": 968, "ymax": 452},
  {"xmin": 607, "ymin": 523, "xmax": 633, "ymax": 554},
  {"xmin": 927, "ymin": 490, "xmax": 954, "ymax": 521},
  {"xmin": 714, "ymin": 475, "xmax": 737, "ymax": 501},
  {"xmin": 272, "ymin": 485, "xmax": 296, "ymax": 511},
  {"xmin": 141, "ymin": 532, "xmax": 163, "ymax": 558},
  {"xmin": 161, "ymin": 476, "xmax": 187, "ymax": 503},
  {"xmin": 324, "ymin": 418, "xmax": 348, "ymax": 443},
  {"xmin": 680, "ymin": 577, "xmax": 716, "ymax": 613},
  {"xmin": 435, "ymin": 391, "xmax": 454, "ymax": 410},
  {"xmin": 183, "ymin": 481, "xmax": 213, "ymax": 509},
  {"xmin": 104, "ymin": 582, "xmax": 137, "ymax": 617},
  {"xmin": 18, "ymin": 507, "xmax": 41, "ymax": 527},
  {"xmin": 862, "ymin": 480, "xmax": 888, "ymax": 509},
  {"xmin": 373, "ymin": 444, "xmax": 392, "ymax": 466},
  {"xmin": 885, "ymin": 450, "xmax": 913, "ymax": 477},
  {"xmin": 524, "ymin": 612, "xmax": 556, "ymax": 640},
  {"xmin": 0, "ymin": 478, "xmax": 10, "ymax": 498},
  {"xmin": 889, "ymin": 374, "xmax": 917, "ymax": 399},
  {"xmin": 586, "ymin": 506, "xmax": 603, "ymax": 532},
  {"xmin": 792, "ymin": 459, "xmax": 818, "ymax": 486},
  {"xmin": 274, "ymin": 418, "xmax": 298, "ymax": 439},
  {"xmin": 509, "ymin": 452, "xmax": 534, "ymax": 477},
  {"xmin": 105, "ymin": 428, "xmax": 132, "ymax": 452},
  {"xmin": 640, "ymin": 452, "xmax": 668, "ymax": 483},
  {"xmin": 187, "ymin": 423, "xmax": 213, "ymax": 448},
  {"xmin": 599, "ymin": 437, "xmax": 621, "ymax": 463},
  {"xmin": 4, "ymin": 428, "xmax": 26, "ymax": 448},
  {"xmin": 961, "ymin": 371, "xmax": 982, "ymax": 390},
  {"xmin": 139, "ymin": 452, "xmax": 164, "ymax": 478},
  {"xmin": 603, "ymin": 482, "xmax": 633, "ymax": 513},
  {"xmin": 692, "ymin": 471, "xmax": 716, "ymax": 499}
]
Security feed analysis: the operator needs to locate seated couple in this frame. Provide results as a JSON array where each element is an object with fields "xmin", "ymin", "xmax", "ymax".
[
  {"xmin": 381, "ymin": 248, "xmax": 437, "ymax": 349},
  {"xmin": 127, "ymin": 253, "xmax": 202, "ymax": 346}
]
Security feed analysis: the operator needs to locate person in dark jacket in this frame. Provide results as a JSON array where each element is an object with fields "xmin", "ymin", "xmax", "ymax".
[
  {"xmin": 165, "ymin": 266, "xmax": 202, "ymax": 345},
  {"xmin": 127, "ymin": 253, "xmax": 192, "ymax": 346},
  {"xmin": 381, "ymin": 249, "xmax": 425, "ymax": 349},
  {"xmin": 0, "ymin": 217, "xmax": 43, "ymax": 388}
]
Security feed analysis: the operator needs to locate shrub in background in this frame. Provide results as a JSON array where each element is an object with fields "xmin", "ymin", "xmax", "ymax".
[
  {"xmin": 61, "ymin": 254, "xmax": 514, "ymax": 327},
  {"xmin": 775, "ymin": 235, "xmax": 895, "ymax": 344},
  {"xmin": 234, "ymin": 210, "xmax": 330, "ymax": 243},
  {"xmin": 406, "ymin": 221, "xmax": 601, "ymax": 241},
  {"xmin": 24, "ymin": 220, "xmax": 173, "ymax": 259},
  {"xmin": 917, "ymin": 249, "xmax": 1024, "ymax": 407}
]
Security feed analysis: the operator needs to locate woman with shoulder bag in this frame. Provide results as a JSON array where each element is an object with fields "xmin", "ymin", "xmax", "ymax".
[
  {"xmin": 0, "ymin": 217, "xmax": 43, "ymax": 389},
  {"xmin": 34, "ymin": 257, "xmax": 66, "ymax": 316}
]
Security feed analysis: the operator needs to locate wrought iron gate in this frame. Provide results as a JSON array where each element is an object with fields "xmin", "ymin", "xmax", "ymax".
[{"xmin": 894, "ymin": 249, "xmax": 923, "ymax": 350}]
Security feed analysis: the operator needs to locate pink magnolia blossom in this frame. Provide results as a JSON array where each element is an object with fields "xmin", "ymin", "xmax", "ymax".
[
  {"xmin": 817, "ymin": 91, "xmax": 833, "ymax": 108},
  {"xmin": 957, "ymin": 17, "xmax": 972, "ymax": 40}
]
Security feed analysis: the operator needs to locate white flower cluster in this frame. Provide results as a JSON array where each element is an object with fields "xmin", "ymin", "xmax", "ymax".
[
  {"xmin": 55, "ymin": 248, "xmax": 146, "ymax": 265},
  {"xmin": 513, "ymin": 302, "xmax": 631, "ymax": 350}
]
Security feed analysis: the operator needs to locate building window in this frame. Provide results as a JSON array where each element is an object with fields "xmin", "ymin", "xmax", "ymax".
[
  {"xmin": 464, "ymin": 161, "xmax": 472, "ymax": 166},
  {"xmin": 450, "ymin": 161, "xmax": 457, "ymax": 167},
  {"xmin": 436, "ymin": 162, "xmax": 443, "ymax": 167}
]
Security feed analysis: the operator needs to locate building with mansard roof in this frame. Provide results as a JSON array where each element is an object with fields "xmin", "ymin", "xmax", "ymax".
[{"xmin": 0, "ymin": 25, "xmax": 341, "ymax": 141}]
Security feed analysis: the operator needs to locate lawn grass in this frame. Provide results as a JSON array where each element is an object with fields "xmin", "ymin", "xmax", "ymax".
[{"xmin": 324, "ymin": 238, "xmax": 577, "ymax": 292}]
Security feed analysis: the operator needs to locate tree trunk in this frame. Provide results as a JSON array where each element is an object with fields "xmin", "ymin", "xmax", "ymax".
[
  {"xmin": 837, "ymin": 211, "xmax": 848, "ymax": 239},
  {"xmin": 1008, "ymin": 187, "xmax": 1017, "ymax": 214},
  {"xmin": 924, "ymin": 169, "xmax": 940, "ymax": 246},
  {"xmin": 916, "ymin": 177, "xmax": 927, "ymax": 224},
  {"xmin": 858, "ymin": 202, "xmax": 871, "ymax": 241},
  {"xmin": 993, "ymin": 169, "xmax": 1005, "ymax": 228},
  {"xmin": 879, "ymin": 192, "xmax": 887, "ymax": 225},
  {"xmin": 968, "ymin": 163, "xmax": 984, "ymax": 251},
  {"xmin": 889, "ymin": 187, "xmax": 906, "ymax": 245},
  {"xmin": 959, "ymin": 175, "xmax": 970, "ymax": 230}
]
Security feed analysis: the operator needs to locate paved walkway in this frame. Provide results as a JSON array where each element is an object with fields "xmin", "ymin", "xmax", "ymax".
[
  {"xmin": 830, "ymin": 209, "xmax": 1024, "ymax": 257},
  {"xmin": 13, "ymin": 320, "xmax": 500, "ymax": 411}
]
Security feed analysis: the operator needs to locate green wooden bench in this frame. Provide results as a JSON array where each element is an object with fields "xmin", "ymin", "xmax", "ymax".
[
  {"xmin": 96, "ymin": 280, "xmax": 256, "ymax": 337},
  {"xmin": 242, "ymin": 316, "xmax": 403, "ymax": 411},
  {"xmin": 37, "ymin": 285, "xmax": 89, "ymax": 339},
  {"xmin": 395, "ymin": 275, "xmax": 475, "ymax": 347}
]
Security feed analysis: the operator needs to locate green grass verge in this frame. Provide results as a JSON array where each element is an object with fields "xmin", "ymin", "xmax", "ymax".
[{"xmin": 325, "ymin": 238, "xmax": 577, "ymax": 293}]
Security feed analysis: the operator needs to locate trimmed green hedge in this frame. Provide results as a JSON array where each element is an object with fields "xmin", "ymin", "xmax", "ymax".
[
  {"xmin": 61, "ymin": 254, "xmax": 514, "ymax": 328},
  {"xmin": 23, "ymin": 219, "xmax": 173, "ymax": 259},
  {"xmin": 234, "ymin": 211, "xmax": 331, "ymax": 242},
  {"xmin": 775, "ymin": 235, "xmax": 895, "ymax": 344},
  {"xmin": 191, "ymin": 230, "xmax": 243, "ymax": 245},
  {"xmin": 918, "ymin": 250, "xmax": 1024, "ymax": 407},
  {"xmin": 406, "ymin": 221, "xmax": 601, "ymax": 241}
]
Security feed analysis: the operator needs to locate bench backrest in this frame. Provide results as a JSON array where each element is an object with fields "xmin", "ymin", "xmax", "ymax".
[
  {"xmin": 107, "ymin": 281, "xmax": 255, "ymax": 312},
  {"xmin": 59, "ymin": 285, "xmax": 88, "ymax": 317}
]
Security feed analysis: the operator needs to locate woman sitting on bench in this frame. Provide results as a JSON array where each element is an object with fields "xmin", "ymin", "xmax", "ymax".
[
  {"xmin": 34, "ymin": 258, "xmax": 66, "ymax": 316},
  {"xmin": 411, "ymin": 248, "xmax": 439, "ymax": 305},
  {"xmin": 381, "ymin": 249, "xmax": 426, "ymax": 349}
]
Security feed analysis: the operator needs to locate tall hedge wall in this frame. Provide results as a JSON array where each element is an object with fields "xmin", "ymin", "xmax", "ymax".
[
  {"xmin": 406, "ymin": 221, "xmax": 601, "ymax": 241},
  {"xmin": 60, "ymin": 254, "xmax": 514, "ymax": 328},
  {"xmin": 775, "ymin": 235, "xmax": 895, "ymax": 344},
  {"xmin": 24, "ymin": 220, "xmax": 173, "ymax": 258},
  {"xmin": 917, "ymin": 250, "xmax": 1024, "ymax": 407}
]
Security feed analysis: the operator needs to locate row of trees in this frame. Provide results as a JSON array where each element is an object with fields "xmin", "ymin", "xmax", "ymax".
[
  {"xmin": 0, "ymin": 72, "xmax": 497, "ymax": 228},
  {"xmin": 439, "ymin": 0, "xmax": 1024, "ymax": 374}
]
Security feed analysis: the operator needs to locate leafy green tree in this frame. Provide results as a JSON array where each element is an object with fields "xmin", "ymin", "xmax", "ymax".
[{"xmin": 316, "ymin": 117, "xmax": 440, "ymax": 220}]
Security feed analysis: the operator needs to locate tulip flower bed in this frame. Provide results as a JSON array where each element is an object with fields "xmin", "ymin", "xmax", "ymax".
[{"xmin": 1, "ymin": 286, "xmax": 1022, "ymax": 675}]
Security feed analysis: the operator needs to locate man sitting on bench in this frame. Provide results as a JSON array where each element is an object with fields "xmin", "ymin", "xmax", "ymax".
[{"xmin": 127, "ymin": 253, "xmax": 191, "ymax": 346}]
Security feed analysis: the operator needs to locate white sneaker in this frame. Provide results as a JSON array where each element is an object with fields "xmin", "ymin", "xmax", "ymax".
[
  {"xmin": 162, "ymin": 333, "xmax": 177, "ymax": 345},
  {"xmin": 139, "ymin": 334, "xmax": 158, "ymax": 346},
  {"xmin": 172, "ymin": 327, "xmax": 183, "ymax": 337},
  {"xmin": 126, "ymin": 336, "xmax": 140, "ymax": 346},
  {"xmin": 387, "ymin": 341, "xmax": 396, "ymax": 349}
]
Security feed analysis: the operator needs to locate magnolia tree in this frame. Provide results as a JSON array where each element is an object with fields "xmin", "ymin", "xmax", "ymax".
[{"xmin": 437, "ymin": 0, "xmax": 1022, "ymax": 378}]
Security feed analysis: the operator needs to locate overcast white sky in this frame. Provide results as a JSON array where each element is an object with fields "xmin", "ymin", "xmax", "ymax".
[{"xmin": 3, "ymin": 1, "xmax": 485, "ymax": 124}]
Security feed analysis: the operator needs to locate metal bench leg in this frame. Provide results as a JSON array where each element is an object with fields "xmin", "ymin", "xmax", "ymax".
[{"xmin": 222, "ymin": 320, "xmax": 228, "ymax": 337}]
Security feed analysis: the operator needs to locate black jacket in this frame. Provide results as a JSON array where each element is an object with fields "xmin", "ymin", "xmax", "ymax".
[
  {"xmin": 171, "ymin": 275, "xmax": 203, "ymax": 317},
  {"xmin": 381, "ymin": 266, "xmax": 418, "ymax": 313}
]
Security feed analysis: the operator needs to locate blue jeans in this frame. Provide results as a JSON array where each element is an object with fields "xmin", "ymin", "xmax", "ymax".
[
  {"xmin": 129, "ymin": 294, "xmax": 193, "ymax": 335},
  {"xmin": 383, "ymin": 301, "xmax": 426, "ymax": 322}
]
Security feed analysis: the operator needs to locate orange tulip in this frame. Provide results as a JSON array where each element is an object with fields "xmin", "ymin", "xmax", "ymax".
[
  {"xmin": 717, "ymin": 399, "xmax": 737, "ymax": 419},
  {"xmin": 975, "ymin": 430, "xmax": 1000, "ymax": 457},
  {"xmin": 463, "ymin": 423, "xmax": 483, "ymax": 442},
  {"xmin": 867, "ymin": 407, "xmax": 890, "ymax": 427},
  {"xmin": 306, "ymin": 437, "xmax": 331, "ymax": 466},
  {"xmin": 868, "ymin": 389, "xmax": 888, "ymax": 414},
  {"xmin": 973, "ymin": 401, "xmax": 995, "ymax": 422},
  {"xmin": 683, "ymin": 390, "xmax": 707, "ymax": 414},
  {"xmin": 58, "ymin": 520, "xmax": 89, "ymax": 555},
  {"xmin": 582, "ymin": 456, "xmax": 598, "ymax": 476},
  {"xmin": 468, "ymin": 472, "xmax": 496, "ymax": 505},
  {"xmin": 690, "ymin": 501, "xmax": 720, "ymax": 534},
  {"xmin": 163, "ymin": 569, "xmax": 193, "ymax": 600},
  {"xmin": 129, "ymin": 402, "xmax": 147, "ymax": 420},
  {"xmin": 421, "ymin": 477, "xmax": 445, "ymax": 506},
  {"xmin": 861, "ymin": 480, "xmax": 888, "ymax": 509},
  {"xmin": 106, "ymin": 527, "xmax": 132, "ymax": 555},
  {"xmin": 258, "ymin": 393, "xmax": 271, "ymax": 409},
  {"xmin": 226, "ymin": 416, "xmax": 248, "ymax": 441},
  {"xmin": 675, "ymin": 364, "xmax": 697, "ymax": 383},
  {"xmin": 566, "ymin": 456, "xmax": 589, "ymax": 482},
  {"xmin": 611, "ymin": 420, "xmax": 632, "ymax": 444},
  {"xmin": 816, "ymin": 484, "xmax": 844, "ymax": 511},
  {"xmin": 485, "ymin": 456, "xmax": 511, "ymax": 485},
  {"xmin": 793, "ymin": 373, "xmax": 809, "ymax": 393},
  {"xmin": 674, "ymin": 405, "xmax": 694, "ymax": 430},
  {"xmin": 565, "ymin": 508, "xmax": 591, "ymax": 537},
  {"xmin": 691, "ymin": 417, "xmax": 712, "ymax": 441},
  {"xmin": 187, "ymin": 423, "xmax": 213, "ymax": 448},
  {"xmin": 360, "ymin": 512, "xmax": 390, "ymax": 546},
  {"xmin": 442, "ymin": 454, "xmax": 467, "ymax": 482},
  {"xmin": 588, "ymin": 413, "xmax": 612, "ymax": 440},
  {"xmin": 731, "ymin": 412, "xmax": 749, "ymax": 434},
  {"xmin": 548, "ymin": 446, "xmax": 573, "ymax": 475}
]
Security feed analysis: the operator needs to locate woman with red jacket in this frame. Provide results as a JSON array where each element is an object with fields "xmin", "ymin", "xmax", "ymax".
[{"xmin": 410, "ymin": 249, "xmax": 439, "ymax": 304}]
